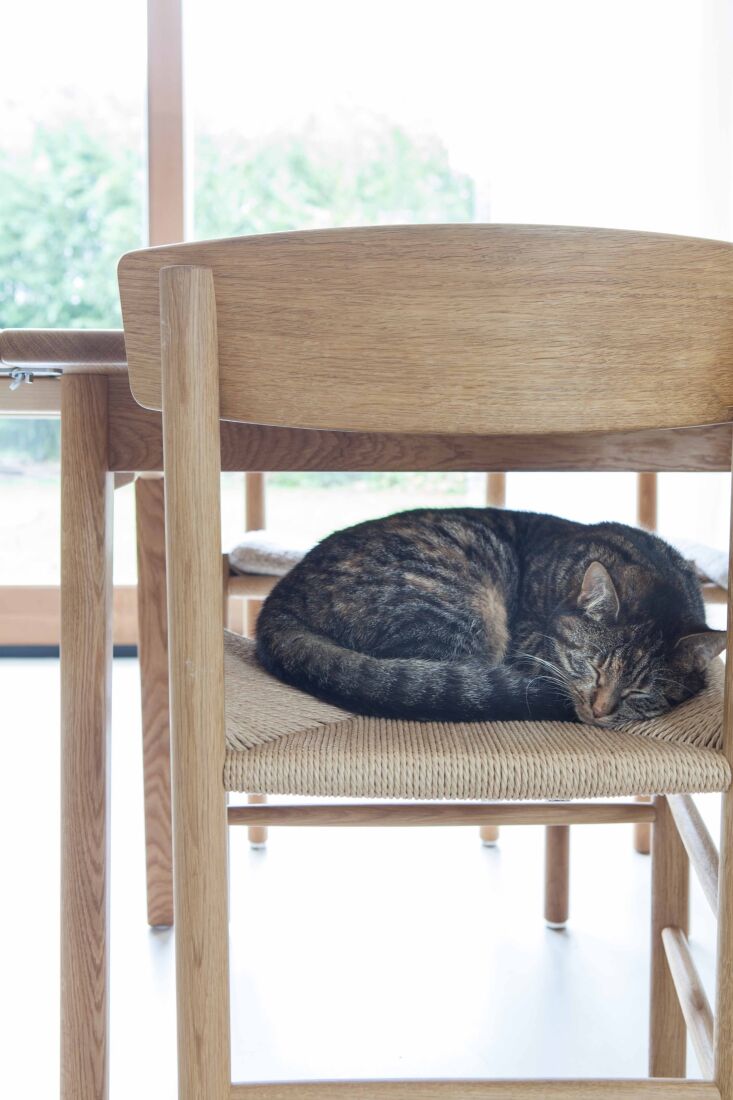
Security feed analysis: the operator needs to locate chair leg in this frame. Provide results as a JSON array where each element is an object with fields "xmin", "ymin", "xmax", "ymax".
[
  {"xmin": 162, "ymin": 266, "xmax": 230, "ymax": 1100},
  {"xmin": 544, "ymin": 825, "xmax": 570, "ymax": 929},
  {"xmin": 649, "ymin": 794, "xmax": 689, "ymax": 1077},
  {"xmin": 135, "ymin": 475, "xmax": 174, "ymax": 928},
  {"xmin": 248, "ymin": 792, "xmax": 269, "ymax": 848},
  {"xmin": 243, "ymin": 599, "xmax": 268, "ymax": 850},
  {"xmin": 60, "ymin": 375, "xmax": 113, "ymax": 1100},
  {"xmin": 480, "ymin": 471, "xmax": 505, "ymax": 854},
  {"xmin": 634, "ymin": 794, "xmax": 652, "ymax": 855},
  {"xmin": 226, "ymin": 597, "xmax": 246, "ymax": 636},
  {"xmin": 246, "ymin": 595, "xmax": 264, "ymax": 638},
  {"xmin": 716, "ymin": 790, "xmax": 733, "ymax": 1097}
]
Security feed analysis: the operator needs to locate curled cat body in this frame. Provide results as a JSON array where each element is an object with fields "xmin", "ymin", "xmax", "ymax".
[{"xmin": 255, "ymin": 508, "xmax": 725, "ymax": 727}]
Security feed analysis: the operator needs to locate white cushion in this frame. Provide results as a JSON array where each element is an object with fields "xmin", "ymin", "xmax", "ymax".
[
  {"xmin": 228, "ymin": 528, "xmax": 313, "ymax": 576},
  {"xmin": 670, "ymin": 537, "xmax": 728, "ymax": 590}
]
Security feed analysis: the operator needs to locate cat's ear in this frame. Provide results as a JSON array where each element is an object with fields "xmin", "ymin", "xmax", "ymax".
[
  {"xmin": 673, "ymin": 629, "xmax": 727, "ymax": 670},
  {"xmin": 577, "ymin": 561, "xmax": 620, "ymax": 622}
]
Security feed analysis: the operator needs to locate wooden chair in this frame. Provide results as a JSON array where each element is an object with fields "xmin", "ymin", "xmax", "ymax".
[{"xmin": 115, "ymin": 223, "xmax": 733, "ymax": 1097}]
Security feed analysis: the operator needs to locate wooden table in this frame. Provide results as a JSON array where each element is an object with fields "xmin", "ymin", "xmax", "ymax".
[{"xmin": 4, "ymin": 328, "xmax": 733, "ymax": 1099}]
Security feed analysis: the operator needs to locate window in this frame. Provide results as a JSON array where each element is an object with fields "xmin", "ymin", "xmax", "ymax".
[{"xmin": 1, "ymin": 0, "xmax": 146, "ymax": 583}]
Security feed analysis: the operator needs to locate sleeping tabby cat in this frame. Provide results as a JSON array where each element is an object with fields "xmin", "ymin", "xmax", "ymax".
[{"xmin": 255, "ymin": 508, "xmax": 725, "ymax": 726}]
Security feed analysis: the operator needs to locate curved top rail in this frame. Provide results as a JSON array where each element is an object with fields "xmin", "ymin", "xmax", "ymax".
[{"xmin": 119, "ymin": 224, "xmax": 733, "ymax": 436}]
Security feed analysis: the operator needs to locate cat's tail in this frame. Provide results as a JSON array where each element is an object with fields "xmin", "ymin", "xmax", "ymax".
[{"xmin": 255, "ymin": 606, "xmax": 541, "ymax": 721}]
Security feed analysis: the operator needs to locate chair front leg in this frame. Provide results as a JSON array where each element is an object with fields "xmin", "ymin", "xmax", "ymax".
[
  {"xmin": 162, "ymin": 266, "xmax": 231, "ymax": 1100},
  {"xmin": 649, "ymin": 794, "xmax": 689, "ymax": 1077}
]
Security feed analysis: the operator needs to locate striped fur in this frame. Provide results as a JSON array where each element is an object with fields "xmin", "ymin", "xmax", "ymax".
[{"xmin": 255, "ymin": 508, "xmax": 725, "ymax": 726}]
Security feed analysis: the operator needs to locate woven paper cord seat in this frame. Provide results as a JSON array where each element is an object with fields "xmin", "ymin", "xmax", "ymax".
[{"xmin": 223, "ymin": 631, "xmax": 731, "ymax": 800}]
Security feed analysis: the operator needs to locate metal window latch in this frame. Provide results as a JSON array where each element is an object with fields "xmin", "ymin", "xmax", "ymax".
[
  {"xmin": 6, "ymin": 367, "xmax": 62, "ymax": 390},
  {"xmin": 9, "ymin": 369, "xmax": 34, "ymax": 390}
]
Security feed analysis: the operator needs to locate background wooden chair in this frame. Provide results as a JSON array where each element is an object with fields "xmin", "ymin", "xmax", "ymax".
[{"xmin": 113, "ymin": 223, "xmax": 733, "ymax": 1097}]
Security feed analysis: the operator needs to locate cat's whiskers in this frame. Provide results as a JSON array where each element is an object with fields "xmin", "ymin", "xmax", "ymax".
[
  {"xmin": 523, "ymin": 674, "xmax": 574, "ymax": 714},
  {"xmin": 515, "ymin": 651, "xmax": 575, "ymax": 691},
  {"xmin": 516, "ymin": 652, "xmax": 582, "ymax": 716}
]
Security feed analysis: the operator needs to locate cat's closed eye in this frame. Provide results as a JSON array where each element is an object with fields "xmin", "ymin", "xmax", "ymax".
[{"xmin": 565, "ymin": 653, "xmax": 590, "ymax": 674}]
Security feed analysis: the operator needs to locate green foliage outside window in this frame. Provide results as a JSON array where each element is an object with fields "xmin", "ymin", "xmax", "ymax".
[
  {"xmin": 195, "ymin": 116, "xmax": 474, "ymax": 238},
  {"xmin": 0, "ymin": 119, "xmax": 143, "ymax": 330}
]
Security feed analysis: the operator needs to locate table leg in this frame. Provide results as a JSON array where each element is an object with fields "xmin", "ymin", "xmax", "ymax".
[{"xmin": 60, "ymin": 375, "xmax": 113, "ymax": 1100}]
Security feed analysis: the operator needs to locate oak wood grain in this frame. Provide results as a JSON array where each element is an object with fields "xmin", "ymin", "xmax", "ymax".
[
  {"xmin": 5, "ymin": 329, "xmax": 733, "ymax": 472},
  {"xmin": 714, "ymin": 459, "xmax": 733, "ymax": 1098},
  {"xmin": 230, "ymin": 1079, "xmax": 719, "ymax": 1099},
  {"xmin": 716, "ymin": 790, "xmax": 733, "ymax": 1099},
  {"xmin": 650, "ymin": 796, "xmax": 690, "ymax": 1078},
  {"xmin": 242, "ymin": 471, "xmax": 267, "ymax": 636},
  {"xmin": 662, "ymin": 926, "xmax": 714, "ymax": 1079},
  {"xmin": 0, "ymin": 585, "xmax": 138, "ymax": 646},
  {"xmin": 479, "ymin": 825, "xmax": 500, "ymax": 846},
  {"xmin": 545, "ymin": 825, "xmax": 570, "ymax": 928},
  {"xmin": 485, "ymin": 473, "xmax": 507, "ymax": 508},
  {"xmin": 637, "ymin": 473, "xmax": 658, "ymax": 531},
  {"xmin": 60, "ymin": 374, "xmax": 113, "ymax": 1100},
  {"xmin": 107, "ymin": 376, "xmax": 733, "ymax": 474},
  {"xmin": 246, "ymin": 792, "xmax": 268, "ymax": 848},
  {"xmin": 246, "ymin": 471, "xmax": 266, "ymax": 529},
  {"xmin": 227, "ymin": 802, "xmax": 657, "ymax": 828},
  {"xmin": 118, "ymin": 225, "xmax": 733, "ymax": 434},
  {"xmin": 227, "ymin": 574, "xmax": 279, "ymax": 598},
  {"xmin": 668, "ymin": 795, "xmax": 719, "ymax": 916},
  {"xmin": 0, "ymin": 377, "xmax": 61, "ymax": 413},
  {"xmin": 161, "ymin": 266, "xmax": 230, "ymax": 1100},
  {"xmin": 480, "ymin": 475, "xmax": 505, "ymax": 845},
  {"xmin": 135, "ymin": 475, "xmax": 173, "ymax": 927},
  {"xmin": 0, "ymin": 328, "xmax": 126, "ymax": 372},
  {"xmin": 632, "ymin": 478, "xmax": 658, "ymax": 854},
  {"xmin": 634, "ymin": 794, "xmax": 653, "ymax": 856}
]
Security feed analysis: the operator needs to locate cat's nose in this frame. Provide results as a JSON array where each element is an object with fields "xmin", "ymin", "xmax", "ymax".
[{"xmin": 591, "ymin": 687, "xmax": 616, "ymax": 718}]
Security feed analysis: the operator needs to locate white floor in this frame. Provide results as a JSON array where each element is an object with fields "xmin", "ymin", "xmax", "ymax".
[{"xmin": 0, "ymin": 657, "xmax": 722, "ymax": 1097}]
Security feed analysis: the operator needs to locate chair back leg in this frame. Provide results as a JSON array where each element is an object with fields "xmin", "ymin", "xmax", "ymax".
[{"xmin": 135, "ymin": 474, "xmax": 174, "ymax": 928}]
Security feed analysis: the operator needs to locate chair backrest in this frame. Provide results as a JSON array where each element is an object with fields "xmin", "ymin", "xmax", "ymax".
[{"xmin": 118, "ymin": 224, "xmax": 733, "ymax": 435}]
